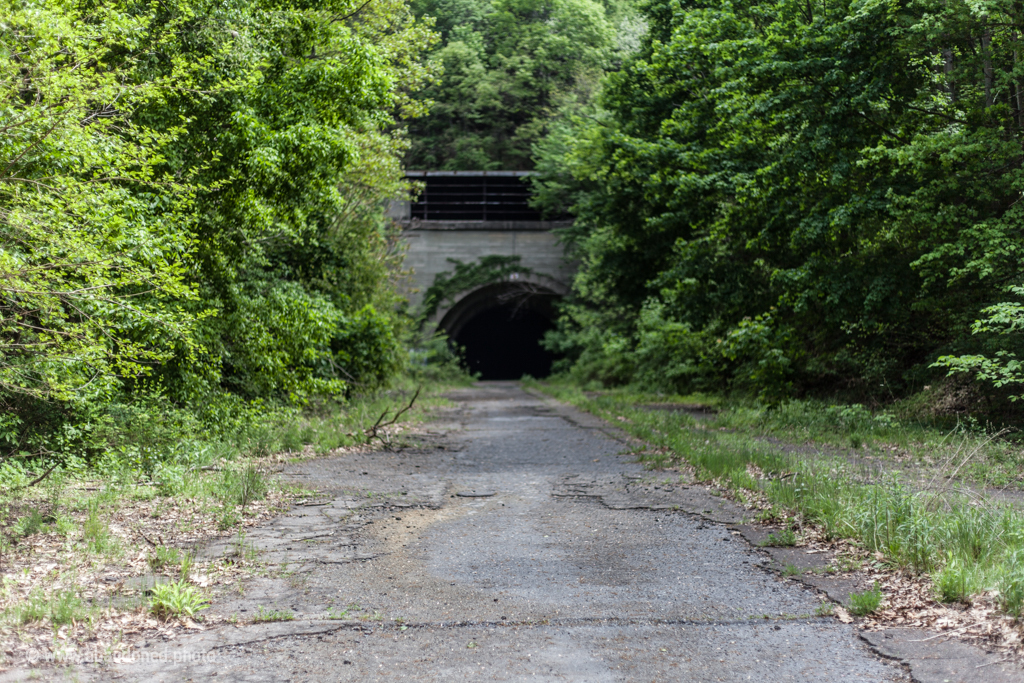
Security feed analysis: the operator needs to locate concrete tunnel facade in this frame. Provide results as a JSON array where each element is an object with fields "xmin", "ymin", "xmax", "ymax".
[{"xmin": 393, "ymin": 171, "xmax": 576, "ymax": 379}]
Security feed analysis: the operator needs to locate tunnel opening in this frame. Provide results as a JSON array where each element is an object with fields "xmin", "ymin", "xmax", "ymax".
[{"xmin": 452, "ymin": 303, "xmax": 557, "ymax": 380}]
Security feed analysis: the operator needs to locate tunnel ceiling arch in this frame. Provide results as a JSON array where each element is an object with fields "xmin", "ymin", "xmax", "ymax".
[
  {"xmin": 436, "ymin": 276, "xmax": 566, "ymax": 340},
  {"xmin": 437, "ymin": 277, "xmax": 567, "ymax": 380}
]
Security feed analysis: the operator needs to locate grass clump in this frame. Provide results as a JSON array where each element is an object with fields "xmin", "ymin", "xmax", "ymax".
[
  {"xmin": 12, "ymin": 508, "xmax": 45, "ymax": 538},
  {"xmin": 220, "ymin": 464, "xmax": 267, "ymax": 509},
  {"xmin": 217, "ymin": 506, "xmax": 240, "ymax": 531},
  {"xmin": 254, "ymin": 606, "xmax": 295, "ymax": 622},
  {"xmin": 150, "ymin": 581, "xmax": 209, "ymax": 620},
  {"xmin": 49, "ymin": 590, "xmax": 84, "ymax": 625},
  {"xmin": 998, "ymin": 551, "xmax": 1024, "ymax": 617},
  {"xmin": 148, "ymin": 545, "xmax": 195, "ymax": 576},
  {"xmin": 52, "ymin": 514, "xmax": 75, "ymax": 537},
  {"xmin": 760, "ymin": 528, "xmax": 797, "ymax": 547},
  {"xmin": 934, "ymin": 554, "xmax": 979, "ymax": 603},
  {"xmin": 849, "ymin": 584, "xmax": 883, "ymax": 617},
  {"xmin": 6, "ymin": 589, "xmax": 86, "ymax": 626},
  {"xmin": 82, "ymin": 500, "xmax": 110, "ymax": 553}
]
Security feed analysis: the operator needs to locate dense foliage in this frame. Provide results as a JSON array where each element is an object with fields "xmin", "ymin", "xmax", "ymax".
[
  {"xmin": 1, "ymin": 0, "xmax": 434, "ymax": 456},
  {"xmin": 405, "ymin": 0, "xmax": 637, "ymax": 169},
  {"xmin": 137, "ymin": 0, "xmax": 434, "ymax": 408},
  {"xmin": 533, "ymin": 0, "xmax": 1024, "ymax": 406}
]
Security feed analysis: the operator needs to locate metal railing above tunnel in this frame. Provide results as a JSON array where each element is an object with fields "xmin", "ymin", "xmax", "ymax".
[
  {"xmin": 390, "ymin": 171, "xmax": 572, "ymax": 230},
  {"xmin": 409, "ymin": 170, "xmax": 536, "ymax": 222},
  {"xmin": 393, "ymin": 170, "xmax": 577, "ymax": 317}
]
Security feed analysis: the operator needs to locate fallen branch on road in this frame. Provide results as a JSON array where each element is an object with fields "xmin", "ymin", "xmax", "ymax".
[{"xmin": 364, "ymin": 386, "xmax": 421, "ymax": 446}]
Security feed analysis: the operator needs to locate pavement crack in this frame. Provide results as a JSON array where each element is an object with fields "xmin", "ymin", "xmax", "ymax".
[
  {"xmin": 209, "ymin": 624, "xmax": 366, "ymax": 651},
  {"xmin": 293, "ymin": 533, "xmax": 335, "ymax": 541},
  {"xmin": 214, "ymin": 614, "xmax": 837, "ymax": 646}
]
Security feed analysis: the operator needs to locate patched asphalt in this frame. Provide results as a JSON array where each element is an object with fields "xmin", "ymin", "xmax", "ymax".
[{"xmin": 54, "ymin": 383, "xmax": 920, "ymax": 681}]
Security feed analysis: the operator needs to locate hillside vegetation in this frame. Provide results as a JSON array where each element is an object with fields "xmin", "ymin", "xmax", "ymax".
[
  {"xmin": 407, "ymin": 0, "xmax": 1024, "ymax": 417},
  {"xmin": 3, "ymin": 0, "xmax": 435, "ymax": 463},
  {"xmin": 527, "ymin": 0, "xmax": 1024, "ymax": 415}
]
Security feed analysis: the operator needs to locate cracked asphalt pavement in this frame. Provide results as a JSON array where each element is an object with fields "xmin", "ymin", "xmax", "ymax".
[{"xmin": 82, "ymin": 382, "xmax": 909, "ymax": 682}]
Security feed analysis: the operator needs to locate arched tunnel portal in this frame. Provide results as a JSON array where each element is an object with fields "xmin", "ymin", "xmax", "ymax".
[
  {"xmin": 393, "ymin": 170, "xmax": 577, "ymax": 380},
  {"xmin": 437, "ymin": 279, "xmax": 565, "ymax": 380}
]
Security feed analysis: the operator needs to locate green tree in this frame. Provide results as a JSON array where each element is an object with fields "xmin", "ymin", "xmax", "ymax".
[
  {"xmin": 0, "ymin": 0, "xmax": 203, "ymax": 445},
  {"xmin": 0, "ymin": 0, "xmax": 437, "ymax": 455},
  {"xmin": 135, "ymin": 0, "xmax": 437, "ymax": 405},
  {"xmin": 406, "ymin": 0, "xmax": 617, "ymax": 169},
  {"xmin": 538, "ymin": 0, "xmax": 1024, "ymax": 403}
]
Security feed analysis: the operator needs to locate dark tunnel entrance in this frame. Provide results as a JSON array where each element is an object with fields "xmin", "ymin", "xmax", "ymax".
[
  {"xmin": 453, "ymin": 304, "xmax": 557, "ymax": 380},
  {"xmin": 440, "ymin": 282, "xmax": 562, "ymax": 380}
]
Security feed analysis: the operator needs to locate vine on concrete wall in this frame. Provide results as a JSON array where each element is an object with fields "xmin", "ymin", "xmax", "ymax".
[{"xmin": 421, "ymin": 256, "xmax": 534, "ymax": 321}]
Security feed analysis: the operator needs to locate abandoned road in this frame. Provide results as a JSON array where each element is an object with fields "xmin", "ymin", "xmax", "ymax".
[{"xmin": 80, "ymin": 383, "xmax": 911, "ymax": 682}]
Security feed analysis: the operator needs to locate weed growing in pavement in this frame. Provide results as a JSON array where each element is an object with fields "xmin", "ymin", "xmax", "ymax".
[
  {"xmin": 254, "ymin": 606, "xmax": 295, "ymax": 623},
  {"xmin": 149, "ymin": 581, "xmax": 209, "ymax": 620},
  {"xmin": 233, "ymin": 531, "xmax": 259, "ymax": 563},
  {"xmin": 848, "ymin": 584, "xmax": 883, "ymax": 617},
  {"xmin": 781, "ymin": 564, "xmax": 801, "ymax": 576},
  {"xmin": 178, "ymin": 549, "xmax": 195, "ymax": 581},
  {"xmin": 760, "ymin": 529, "xmax": 797, "ymax": 547},
  {"xmin": 815, "ymin": 602, "xmax": 835, "ymax": 616}
]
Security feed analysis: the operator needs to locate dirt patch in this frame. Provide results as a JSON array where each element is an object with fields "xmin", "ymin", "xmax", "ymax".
[{"xmin": 371, "ymin": 505, "xmax": 469, "ymax": 557}]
